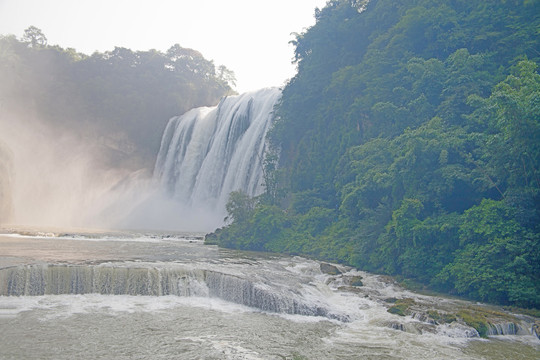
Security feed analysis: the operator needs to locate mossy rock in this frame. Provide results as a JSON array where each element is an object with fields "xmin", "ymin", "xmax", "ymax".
[
  {"xmin": 388, "ymin": 306, "xmax": 407, "ymax": 317},
  {"xmin": 427, "ymin": 310, "xmax": 456, "ymax": 324},
  {"xmin": 320, "ymin": 263, "xmax": 342, "ymax": 275},
  {"xmin": 387, "ymin": 298, "xmax": 415, "ymax": 317},
  {"xmin": 457, "ymin": 310, "xmax": 490, "ymax": 338}
]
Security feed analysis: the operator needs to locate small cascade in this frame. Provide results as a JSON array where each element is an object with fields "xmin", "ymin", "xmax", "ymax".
[
  {"xmin": 0, "ymin": 263, "xmax": 344, "ymax": 320},
  {"xmin": 532, "ymin": 323, "xmax": 540, "ymax": 339},
  {"xmin": 154, "ymin": 88, "xmax": 281, "ymax": 212},
  {"xmin": 205, "ymin": 271, "xmax": 339, "ymax": 319},
  {"xmin": 486, "ymin": 322, "xmax": 524, "ymax": 336},
  {"xmin": 384, "ymin": 314, "xmax": 533, "ymax": 338}
]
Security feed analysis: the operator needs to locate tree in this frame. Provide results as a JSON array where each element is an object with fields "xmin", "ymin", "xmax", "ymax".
[
  {"xmin": 166, "ymin": 44, "xmax": 215, "ymax": 81},
  {"xmin": 217, "ymin": 65, "xmax": 236, "ymax": 88},
  {"xmin": 225, "ymin": 191, "xmax": 256, "ymax": 224},
  {"xmin": 438, "ymin": 199, "xmax": 540, "ymax": 307},
  {"xmin": 21, "ymin": 26, "xmax": 47, "ymax": 48},
  {"xmin": 489, "ymin": 60, "xmax": 540, "ymax": 190}
]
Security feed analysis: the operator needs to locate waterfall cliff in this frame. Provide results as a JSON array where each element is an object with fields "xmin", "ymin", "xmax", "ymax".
[{"xmin": 154, "ymin": 87, "xmax": 281, "ymax": 212}]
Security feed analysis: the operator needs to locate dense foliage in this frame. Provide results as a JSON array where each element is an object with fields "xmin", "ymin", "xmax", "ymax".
[
  {"xmin": 0, "ymin": 27, "xmax": 235, "ymax": 168},
  {"xmin": 210, "ymin": 0, "xmax": 540, "ymax": 308}
]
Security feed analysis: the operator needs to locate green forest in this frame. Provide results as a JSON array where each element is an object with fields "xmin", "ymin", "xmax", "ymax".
[
  {"xmin": 0, "ymin": 27, "xmax": 235, "ymax": 169},
  {"xmin": 208, "ymin": 0, "xmax": 540, "ymax": 309}
]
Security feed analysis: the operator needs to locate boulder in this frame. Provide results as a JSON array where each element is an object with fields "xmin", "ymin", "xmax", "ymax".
[{"xmin": 320, "ymin": 263, "xmax": 342, "ymax": 275}]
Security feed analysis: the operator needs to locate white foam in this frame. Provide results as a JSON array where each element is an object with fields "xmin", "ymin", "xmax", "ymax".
[
  {"xmin": 0, "ymin": 293, "xmax": 256, "ymax": 322},
  {"xmin": 178, "ymin": 336, "xmax": 263, "ymax": 360}
]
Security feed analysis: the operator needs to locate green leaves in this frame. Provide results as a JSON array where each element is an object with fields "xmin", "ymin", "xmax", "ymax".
[
  {"xmin": 225, "ymin": 191, "xmax": 256, "ymax": 224},
  {"xmin": 21, "ymin": 26, "xmax": 47, "ymax": 48},
  {"xmin": 458, "ymin": 199, "xmax": 520, "ymax": 246},
  {"xmin": 439, "ymin": 200, "xmax": 540, "ymax": 306}
]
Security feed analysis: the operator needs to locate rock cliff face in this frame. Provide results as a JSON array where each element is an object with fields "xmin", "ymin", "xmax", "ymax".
[{"xmin": 0, "ymin": 141, "xmax": 12, "ymax": 223}]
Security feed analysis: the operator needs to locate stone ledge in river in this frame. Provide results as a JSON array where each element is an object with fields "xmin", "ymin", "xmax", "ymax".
[{"xmin": 384, "ymin": 298, "xmax": 537, "ymax": 339}]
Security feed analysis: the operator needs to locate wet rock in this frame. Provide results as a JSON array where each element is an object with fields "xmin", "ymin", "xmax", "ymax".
[
  {"xmin": 320, "ymin": 263, "xmax": 341, "ymax": 275},
  {"xmin": 438, "ymin": 322, "xmax": 479, "ymax": 338},
  {"xmin": 348, "ymin": 275, "xmax": 364, "ymax": 287},
  {"xmin": 387, "ymin": 322, "xmax": 436, "ymax": 335},
  {"xmin": 388, "ymin": 322, "xmax": 405, "ymax": 331},
  {"xmin": 426, "ymin": 310, "xmax": 456, "ymax": 324},
  {"xmin": 337, "ymin": 275, "xmax": 364, "ymax": 288},
  {"xmin": 411, "ymin": 312, "xmax": 438, "ymax": 325},
  {"xmin": 532, "ymin": 323, "xmax": 539, "ymax": 339},
  {"xmin": 413, "ymin": 323, "xmax": 438, "ymax": 334},
  {"xmin": 337, "ymin": 286, "xmax": 364, "ymax": 294},
  {"xmin": 387, "ymin": 298, "xmax": 415, "ymax": 317}
]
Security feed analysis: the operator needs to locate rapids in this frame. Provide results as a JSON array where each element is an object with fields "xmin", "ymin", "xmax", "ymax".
[{"xmin": 0, "ymin": 229, "xmax": 538, "ymax": 359}]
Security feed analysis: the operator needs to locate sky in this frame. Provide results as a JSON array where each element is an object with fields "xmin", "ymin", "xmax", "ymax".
[{"xmin": 0, "ymin": 0, "xmax": 328, "ymax": 93}]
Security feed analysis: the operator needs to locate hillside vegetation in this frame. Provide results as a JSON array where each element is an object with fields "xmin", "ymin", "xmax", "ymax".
[{"xmin": 209, "ymin": 0, "xmax": 540, "ymax": 308}]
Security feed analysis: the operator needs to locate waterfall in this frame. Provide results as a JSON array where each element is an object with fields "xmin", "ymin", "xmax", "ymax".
[
  {"xmin": 112, "ymin": 87, "xmax": 281, "ymax": 231},
  {"xmin": 0, "ymin": 263, "xmax": 345, "ymax": 320},
  {"xmin": 154, "ymin": 87, "xmax": 281, "ymax": 211}
]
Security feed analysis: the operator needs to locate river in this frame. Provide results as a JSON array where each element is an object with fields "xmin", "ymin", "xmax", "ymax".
[{"xmin": 0, "ymin": 228, "xmax": 538, "ymax": 359}]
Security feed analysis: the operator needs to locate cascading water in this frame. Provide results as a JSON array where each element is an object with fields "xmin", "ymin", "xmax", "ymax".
[
  {"xmin": 154, "ymin": 87, "xmax": 281, "ymax": 212},
  {"xmin": 111, "ymin": 87, "xmax": 281, "ymax": 231},
  {"xmin": 0, "ymin": 263, "xmax": 341, "ymax": 320}
]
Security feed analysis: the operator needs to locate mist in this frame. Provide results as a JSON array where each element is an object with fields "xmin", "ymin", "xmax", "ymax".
[
  {"xmin": 0, "ymin": 111, "xmax": 223, "ymax": 232},
  {"xmin": 0, "ymin": 31, "xmax": 240, "ymax": 233},
  {"xmin": 0, "ymin": 110, "xmax": 122, "ymax": 227},
  {"xmin": 113, "ymin": 191, "xmax": 225, "ymax": 232}
]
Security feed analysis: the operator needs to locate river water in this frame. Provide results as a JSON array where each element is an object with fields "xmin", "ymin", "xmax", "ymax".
[{"xmin": 0, "ymin": 228, "xmax": 538, "ymax": 359}]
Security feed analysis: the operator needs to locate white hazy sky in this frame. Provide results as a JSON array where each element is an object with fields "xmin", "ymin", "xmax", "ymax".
[{"xmin": 0, "ymin": 0, "xmax": 328, "ymax": 93}]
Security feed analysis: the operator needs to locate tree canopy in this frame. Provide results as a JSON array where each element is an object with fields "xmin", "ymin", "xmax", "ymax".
[{"xmin": 0, "ymin": 28, "xmax": 236, "ymax": 169}]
